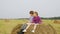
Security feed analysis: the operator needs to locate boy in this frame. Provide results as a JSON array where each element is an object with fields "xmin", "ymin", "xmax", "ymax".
[
  {"xmin": 29, "ymin": 11, "xmax": 34, "ymax": 23},
  {"xmin": 23, "ymin": 11, "xmax": 34, "ymax": 32}
]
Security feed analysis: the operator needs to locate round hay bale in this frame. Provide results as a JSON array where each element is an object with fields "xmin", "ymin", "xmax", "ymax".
[
  {"xmin": 11, "ymin": 24, "xmax": 22, "ymax": 34},
  {"xmin": 11, "ymin": 24, "xmax": 57, "ymax": 34},
  {"xmin": 54, "ymin": 20, "xmax": 60, "ymax": 24},
  {"xmin": 4, "ymin": 19, "xmax": 10, "ymax": 22}
]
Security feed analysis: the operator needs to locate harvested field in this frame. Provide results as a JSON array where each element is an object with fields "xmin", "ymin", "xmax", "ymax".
[{"xmin": 0, "ymin": 19, "xmax": 60, "ymax": 34}]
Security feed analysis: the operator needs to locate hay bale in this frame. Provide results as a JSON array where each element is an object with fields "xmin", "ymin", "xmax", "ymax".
[
  {"xmin": 11, "ymin": 24, "xmax": 57, "ymax": 34},
  {"xmin": 4, "ymin": 19, "xmax": 10, "ymax": 22},
  {"xmin": 54, "ymin": 20, "xmax": 60, "ymax": 24},
  {"xmin": 11, "ymin": 24, "xmax": 22, "ymax": 34}
]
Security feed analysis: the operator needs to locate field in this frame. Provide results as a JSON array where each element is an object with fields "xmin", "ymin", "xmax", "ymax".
[{"xmin": 0, "ymin": 19, "xmax": 60, "ymax": 34}]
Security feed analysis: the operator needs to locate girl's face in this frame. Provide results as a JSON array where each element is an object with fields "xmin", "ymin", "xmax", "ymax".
[{"xmin": 33, "ymin": 13, "xmax": 37, "ymax": 17}]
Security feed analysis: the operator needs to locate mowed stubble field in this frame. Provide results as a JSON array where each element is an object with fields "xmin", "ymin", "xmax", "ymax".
[{"xmin": 0, "ymin": 19, "xmax": 60, "ymax": 34}]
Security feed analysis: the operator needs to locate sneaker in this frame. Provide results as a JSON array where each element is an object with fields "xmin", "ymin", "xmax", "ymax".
[
  {"xmin": 31, "ymin": 30, "xmax": 35, "ymax": 33},
  {"xmin": 23, "ymin": 29, "xmax": 27, "ymax": 32}
]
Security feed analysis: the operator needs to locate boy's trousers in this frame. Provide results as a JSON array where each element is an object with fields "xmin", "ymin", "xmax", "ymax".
[{"xmin": 17, "ymin": 24, "xmax": 27, "ymax": 34}]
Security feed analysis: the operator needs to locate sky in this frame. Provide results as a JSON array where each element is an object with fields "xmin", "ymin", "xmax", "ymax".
[{"xmin": 0, "ymin": 0, "xmax": 60, "ymax": 18}]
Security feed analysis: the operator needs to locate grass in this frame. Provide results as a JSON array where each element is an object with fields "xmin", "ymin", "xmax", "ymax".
[{"xmin": 0, "ymin": 19, "xmax": 60, "ymax": 34}]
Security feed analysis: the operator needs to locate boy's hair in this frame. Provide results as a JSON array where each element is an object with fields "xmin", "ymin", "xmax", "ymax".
[
  {"xmin": 29, "ymin": 11, "xmax": 34, "ymax": 14},
  {"xmin": 34, "ymin": 12, "xmax": 38, "ymax": 16}
]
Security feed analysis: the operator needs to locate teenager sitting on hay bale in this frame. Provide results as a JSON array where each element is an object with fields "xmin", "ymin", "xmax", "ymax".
[
  {"xmin": 17, "ymin": 11, "xmax": 35, "ymax": 34},
  {"xmin": 23, "ymin": 11, "xmax": 42, "ymax": 33}
]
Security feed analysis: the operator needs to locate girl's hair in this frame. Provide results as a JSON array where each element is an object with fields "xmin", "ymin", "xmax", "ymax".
[
  {"xmin": 29, "ymin": 11, "xmax": 34, "ymax": 14},
  {"xmin": 34, "ymin": 12, "xmax": 38, "ymax": 16}
]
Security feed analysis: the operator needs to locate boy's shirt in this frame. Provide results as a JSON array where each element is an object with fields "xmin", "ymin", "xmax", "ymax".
[{"xmin": 29, "ymin": 16, "xmax": 33, "ymax": 23}]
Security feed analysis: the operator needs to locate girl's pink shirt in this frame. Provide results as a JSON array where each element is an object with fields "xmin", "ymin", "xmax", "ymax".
[{"xmin": 32, "ymin": 16, "xmax": 42, "ymax": 24}]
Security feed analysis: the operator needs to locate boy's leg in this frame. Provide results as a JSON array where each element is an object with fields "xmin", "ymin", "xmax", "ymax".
[
  {"xmin": 20, "ymin": 24, "xmax": 27, "ymax": 29},
  {"xmin": 32, "ymin": 24, "xmax": 38, "ymax": 33},
  {"xmin": 17, "ymin": 24, "xmax": 27, "ymax": 34},
  {"xmin": 23, "ymin": 23, "xmax": 31, "ymax": 32}
]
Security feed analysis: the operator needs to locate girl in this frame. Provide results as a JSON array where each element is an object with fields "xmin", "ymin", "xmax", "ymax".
[{"xmin": 31, "ymin": 12, "xmax": 42, "ymax": 32}]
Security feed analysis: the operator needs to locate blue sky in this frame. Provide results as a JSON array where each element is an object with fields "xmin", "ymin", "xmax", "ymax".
[{"xmin": 0, "ymin": 0, "xmax": 60, "ymax": 18}]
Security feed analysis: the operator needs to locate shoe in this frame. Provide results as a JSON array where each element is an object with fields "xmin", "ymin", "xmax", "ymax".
[
  {"xmin": 31, "ymin": 30, "xmax": 35, "ymax": 33},
  {"xmin": 23, "ymin": 29, "xmax": 27, "ymax": 32}
]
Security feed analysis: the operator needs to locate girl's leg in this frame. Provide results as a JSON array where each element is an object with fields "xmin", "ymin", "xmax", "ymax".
[
  {"xmin": 32, "ymin": 24, "xmax": 38, "ymax": 33},
  {"xmin": 23, "ymin": 23, "xmax": 31, "ymax": 32}
]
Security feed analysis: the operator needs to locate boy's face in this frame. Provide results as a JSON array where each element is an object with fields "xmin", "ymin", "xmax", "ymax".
[{"xmin": 30, "ymin": 14, "xmax": 33, "ymax": 16}]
